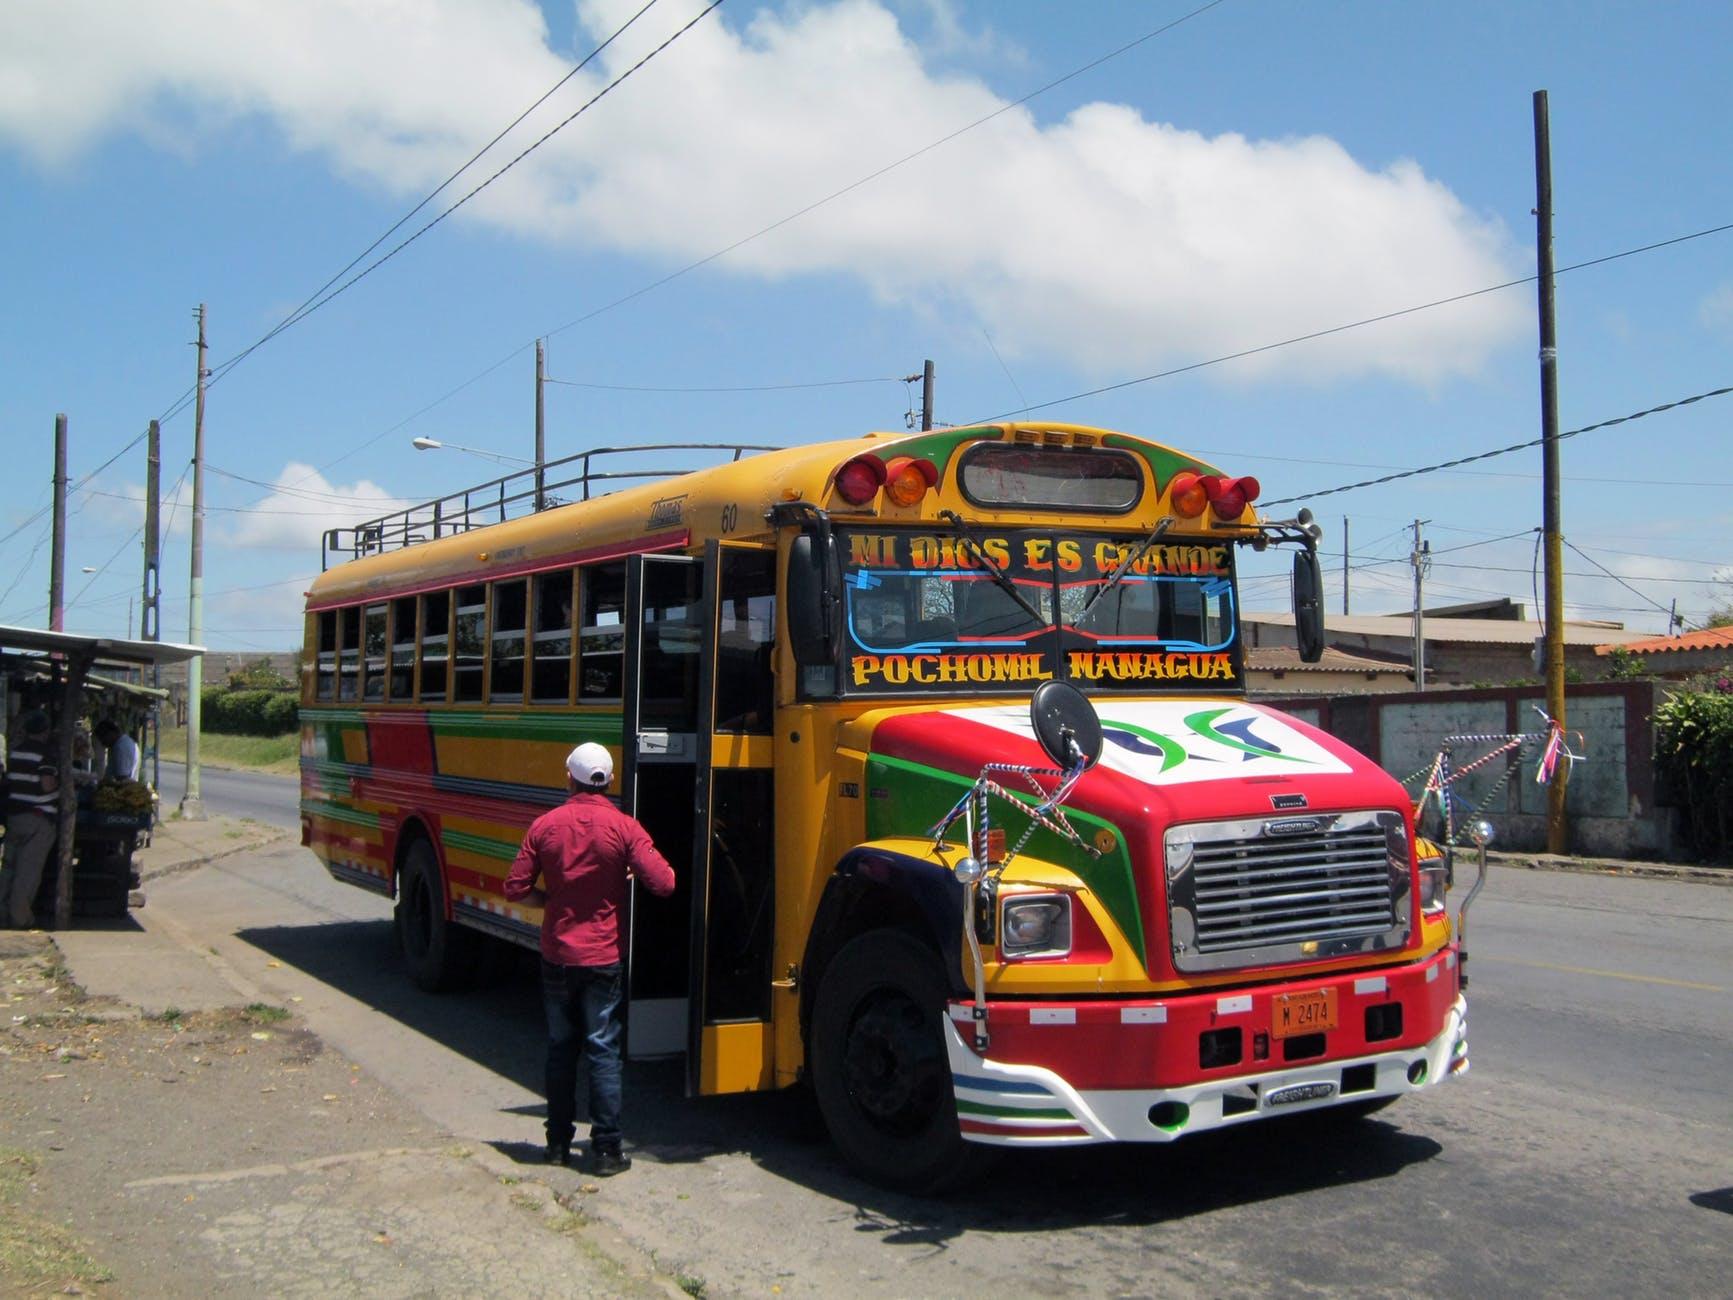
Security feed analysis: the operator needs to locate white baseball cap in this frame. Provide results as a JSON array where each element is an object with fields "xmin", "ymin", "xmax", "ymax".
[{"xmin": 566, "ymin": 742, "xmax": 613, "ymax": 788}]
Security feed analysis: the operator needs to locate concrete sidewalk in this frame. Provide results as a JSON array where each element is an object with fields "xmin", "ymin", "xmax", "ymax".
[
  {"xmin": 136, "ymin": 813, "xmax": 289, "ymax": 883},
  {"xmin": 51, "ymin": 817, "xmax": 294, "ymax": 1016}
]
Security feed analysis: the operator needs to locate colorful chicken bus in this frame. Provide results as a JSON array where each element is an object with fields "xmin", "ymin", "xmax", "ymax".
[{"xmin": 301, "ymin": 422, "xmax": 1468, "ymax": 1189}]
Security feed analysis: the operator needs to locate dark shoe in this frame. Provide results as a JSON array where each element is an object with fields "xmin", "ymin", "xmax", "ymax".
[
  {"xmin": 589, "ymin": 1147, "xmax": 632, "ymax": 1177},
  {"xmin": 543, "ymin": 1140, "xmax": 571, "ymax": 1166}
]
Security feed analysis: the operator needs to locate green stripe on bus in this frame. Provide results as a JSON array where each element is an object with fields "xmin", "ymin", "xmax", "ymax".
[
  {"xmin": 864, "ymin": 753, "xmax": 1146, "ymax": 967},
  {"xmin": 441, "ymin": 828, "xmax": 520, "ymax": 863},
  {"xmin": 955, "ymin": 1099, "xmax": 1077, "ymax": 1121},
  {"xmin": 300, "ymin": 800, "xmax": 381, "ymax": 830}
]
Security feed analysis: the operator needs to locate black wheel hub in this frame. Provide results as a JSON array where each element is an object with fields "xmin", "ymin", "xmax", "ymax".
[{"xmin": 841, "ymin": 989, "xmax": 943, "ymax": 1137}]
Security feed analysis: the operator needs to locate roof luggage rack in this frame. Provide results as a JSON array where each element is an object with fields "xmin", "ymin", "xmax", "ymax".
[{"xmin": 320, "ymin": 441, "xmax": 778, "ymax": 569}]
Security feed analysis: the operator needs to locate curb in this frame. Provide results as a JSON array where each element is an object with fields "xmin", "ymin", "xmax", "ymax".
[
  {"xmin": 1487, "ymin": 851, "xmax": 1732, "ymax": 886},
  {"xmin": 137, "ymin": 827, "xmax": 293, "ymax": 885}
]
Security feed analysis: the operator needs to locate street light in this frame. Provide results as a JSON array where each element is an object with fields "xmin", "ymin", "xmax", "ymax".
[{"xmin": 409, "ymin": 436, "xmax": 533, "ymax": 467}]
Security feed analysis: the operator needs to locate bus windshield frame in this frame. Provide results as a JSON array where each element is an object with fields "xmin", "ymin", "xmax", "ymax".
[{"xmin": 836, "ymin": 525, "xmax": 1244, "ymax": 696}]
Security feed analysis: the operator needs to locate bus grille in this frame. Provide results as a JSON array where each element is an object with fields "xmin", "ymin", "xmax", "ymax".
[{"xmin": 1166, "ymin": 811, "xmax": 1410, "ymax": 973}]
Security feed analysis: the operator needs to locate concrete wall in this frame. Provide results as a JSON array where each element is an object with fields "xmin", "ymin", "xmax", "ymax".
[{"xmin": 1263, "ymin": 681, "xmax": 1680, "ymax": 860}]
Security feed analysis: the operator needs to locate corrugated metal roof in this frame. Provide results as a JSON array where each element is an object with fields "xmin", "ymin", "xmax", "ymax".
[
  {"xmin": 1245, "ymin": 646, "xmax": 1409, "ymax": 674},
  {"xmin": 1595, "ymin": 626, "xmax": 1733, "ymax": 655},
  {"xmin": 1244, "ymin": 611, "xmax": 1649, "ymax": 647}
]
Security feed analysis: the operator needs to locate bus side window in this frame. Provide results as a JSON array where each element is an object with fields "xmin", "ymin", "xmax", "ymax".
[
  {"xmin": 363, "ymin": 603, "xmax": 387, "ymax": 701},
  {"xmin": 388, "ymin": 596, "xmax": 416, "ymax": 700},
  {"xmin": 420, "ymin": 591, "xmax": 451, "ymax": 702},
  {"xmin": 316, "ymin": 611, "xmax": 337, "ymax": 701},
  {"xmin": 490, "ymin": 579, "xmax": 527, "ymax": 704},
  {"xmin": 338, "ymin": 607, "xmax": 361, "ymax": 702},
  {"xmin": 579, "ymin": 561, "xmax": 626, "ymax": 701},
  {"xmin": 532, "ymin": 569, "xmax": 575, "ymax": 705},
  {"xmin": 715, "ymin": 550, "xmax": 775, "ymax": 733},
  {"xmin": 454, "ymin": 584, "xmax": 486, "ymax": 703}
]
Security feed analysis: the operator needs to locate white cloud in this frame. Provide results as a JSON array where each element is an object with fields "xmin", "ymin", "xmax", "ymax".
[
  {"xmin": 1700, "ymin": 282, "xmax": 1733, "ymax": 332},
  {"xmin": 0, "ymin": 0, "xmax": 1524, "ymax": 383},
  {"xmin": 221, "ymin": 462, "xmax": 410, "ymax": 551}
]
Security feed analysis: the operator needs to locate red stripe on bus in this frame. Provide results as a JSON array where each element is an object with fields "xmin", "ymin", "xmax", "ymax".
[{"xmin": 307, "ymin": 529, "xmax": 691, "ymax": 610}]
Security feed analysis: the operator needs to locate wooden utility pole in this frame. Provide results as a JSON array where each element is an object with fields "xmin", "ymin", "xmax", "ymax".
[
  {"xmin": 535, "ymin": 339, "xmax": 547, "ymax": 511},
  {"xmin": 50, "ymin": 414, "xmax": 68, "ymax": 631},
  {"xmin": 921, "ymin": 359, "xmax": 935, "ymax": 431},
  {"xmin": 1534, "ymin": 90, "xmax": 1569, "ymax": 854},
  {"xmin": 180, "ymin": 305, "xmax": 208, "ymax": 820}
]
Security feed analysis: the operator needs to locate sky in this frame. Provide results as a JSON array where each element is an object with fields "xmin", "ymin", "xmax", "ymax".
[{"xmin": 2, "ymin": 0, "xmax": 1730, "ymax": 653}]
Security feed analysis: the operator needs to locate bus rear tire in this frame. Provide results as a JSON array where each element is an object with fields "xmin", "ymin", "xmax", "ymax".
[
  {"xmin": 810, "ymin": 930, "xmax": 986, "ymax": 1193},
  {"xmin": 395, "ymin": 838, "xmax": 473, "ymax": 993}
]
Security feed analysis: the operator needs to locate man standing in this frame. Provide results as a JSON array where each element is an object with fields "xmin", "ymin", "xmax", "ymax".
[
  {"xmin": 95, "ymin": 720, "xmax": 140, "ymax": 782},
  {"xmin": 504, "ymin": 741, "xmax": 674, "ymax": 1175},
  {"xmin": 1, "ymin": 710, "xmax": 58, "ymax": 929}
]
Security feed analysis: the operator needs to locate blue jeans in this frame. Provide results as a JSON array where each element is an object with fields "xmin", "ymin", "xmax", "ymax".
[{"xmin": 540, "ymin": 960, "xmax": 624, "ymax": 1151}]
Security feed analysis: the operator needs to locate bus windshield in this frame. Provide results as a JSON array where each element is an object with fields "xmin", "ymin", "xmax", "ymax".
[{"xmin": 839, "ymin": 526, "xmax": 1241, "ymax": 694}]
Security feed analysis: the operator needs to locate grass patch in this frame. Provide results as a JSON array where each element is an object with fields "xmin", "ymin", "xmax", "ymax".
[
  {"xmin": 243, "ymin": 1003, "xmax": 291, "ymax": 1024},
  {"xmin": 158, "ymin": 726, "xmax": 300, "ymax": 776},
  {"xmin": 0, "ymin": 1148, "xmax": 114, "ymax": 1291}
]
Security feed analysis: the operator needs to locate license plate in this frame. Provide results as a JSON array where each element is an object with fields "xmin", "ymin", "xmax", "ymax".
[{"xmin": 1272, "ymin": 988, "xmax": 1338, "ymax": 1038}]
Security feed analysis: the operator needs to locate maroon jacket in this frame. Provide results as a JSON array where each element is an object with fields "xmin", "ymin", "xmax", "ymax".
[{"xmin": 503, "ymin": 791, "xmax": 675, "ymax": 966}]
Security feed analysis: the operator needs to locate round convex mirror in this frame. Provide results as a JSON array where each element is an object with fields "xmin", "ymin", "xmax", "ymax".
[{"xmin": 1029, "ymin": 680, "xmax": 1103, "ymax": 771}]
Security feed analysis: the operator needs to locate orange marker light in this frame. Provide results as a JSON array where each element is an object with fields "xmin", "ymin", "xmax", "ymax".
[
  {"xmin": 882, "ymin": 455, "xmax": 938, "ymax": 506},
  {"xmin": 1168, "ymin": 470, "xmax": 1209, "ymax": 518}
]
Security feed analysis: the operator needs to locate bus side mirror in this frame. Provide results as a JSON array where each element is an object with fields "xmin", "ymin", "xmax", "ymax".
[
  {"xmin": 787, "ymin": 533, "xmax": 839, "ymax": 667},
  {"xmin": 1293, "ymin": 547, "xmax": 1325, "ymax": 664}
]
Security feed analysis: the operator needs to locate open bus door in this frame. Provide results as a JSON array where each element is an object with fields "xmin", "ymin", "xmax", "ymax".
[
  {"xmin": 621, "ymin": 553, "xmax": 702, "ymax": 1059},
  {"xmin": 686, "ymin": 540, "xmax": 777, "ymax": 1095}
]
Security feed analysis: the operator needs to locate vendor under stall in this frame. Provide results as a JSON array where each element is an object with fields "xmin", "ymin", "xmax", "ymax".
[{"xmin": 0, "ymin": 625, "xmax": 202, "ymax": 928}]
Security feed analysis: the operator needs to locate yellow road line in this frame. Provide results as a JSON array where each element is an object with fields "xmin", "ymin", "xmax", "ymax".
[{"xmin": 1480, "ymin": 955, "xmax": 1723, "ymax": 993}]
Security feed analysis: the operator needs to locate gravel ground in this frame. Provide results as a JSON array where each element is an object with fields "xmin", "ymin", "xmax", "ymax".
[{"xmin": 0, "ymin": 931, "xmax": 673, "ymax": 1298}]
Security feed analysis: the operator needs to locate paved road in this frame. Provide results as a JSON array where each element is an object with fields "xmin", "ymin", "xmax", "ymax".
[
  {"xmin": 137, "ymin": 767, "xmax": 1732, "ymax": 1300},
  {"xmin": 156, "ymin": 759, "xmax": 300, "ymax": 831}
]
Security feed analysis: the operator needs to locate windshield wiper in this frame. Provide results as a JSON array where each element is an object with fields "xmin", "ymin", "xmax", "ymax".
[
  {"xmin": 937, "ymin": 509, "xmax": 1050, "ymax": 628},
  {"xmin": 1077, "ymin": 517, "xmax": 1175, "ymax": 623}
]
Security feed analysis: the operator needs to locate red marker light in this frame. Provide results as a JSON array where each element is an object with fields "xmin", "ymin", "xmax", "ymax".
[
  {"xmin": 1204, "ymin": 474, "xmax": 1261, "ymax": 521},
  {"xmin": 834, "ymin": 454, "xmax": 887, "ymax": 506}
]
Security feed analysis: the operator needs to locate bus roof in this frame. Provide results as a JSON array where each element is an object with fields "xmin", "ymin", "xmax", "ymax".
[{"xmin": 305, "ymin": 422, "xmax": 1232, "ymax": 610}]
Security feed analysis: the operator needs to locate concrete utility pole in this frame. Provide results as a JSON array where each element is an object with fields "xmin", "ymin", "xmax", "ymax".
[
  {"xmin": 1410, "ymin": 519, "xmax": 1431, "ymax": 691},
  {"xmin": 50, "ymin": 414, "xmax": 68, "ymax": 631},
  {"xmin": 1342, "ymin": 516, "xmax": 1350, "ymax": 615},
  {"xmin": 180, "ymin": 305, "xmax": 208, "ymax": 820},
  {"xmin": 142, "ymin": 418, "xmax": 162, "ymax": 798},
  {"xmin": 1534, "ymin": 90, "xmax": 1569, "ymax": 855},
  {"xmin": 534, "ymin": 338, "xmax": 547, "ymax": 511}
]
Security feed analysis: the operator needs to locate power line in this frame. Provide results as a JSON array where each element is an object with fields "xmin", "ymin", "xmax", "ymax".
[
  {"xmin": 544, "ymin": 374, "xmax": 905, "ymax": 394},
  {"xmin": 1562, "ymin": 540, "xmax": 1685, "ymax": 622},
  {"xmin": 146, "ymin": 2, "xmax": 671, "ymax": 432},
  {"xmin": 975, "ymin": 219, "xmax": 1733, "ymax": 425},
  {"xmin": 316, "ymin": 0, "xmax": 1231, "ymax": 475},
  {"xmin": 0, "ymin": 427, "xmax": 148, "ymax": 552},
  {"xmin": 265, "ymin": 0, "xmax": 725, "ymax": 409},
  {"xmin": 1262, "ymin": 382, "xmax": 1733, "ymax": 506}
]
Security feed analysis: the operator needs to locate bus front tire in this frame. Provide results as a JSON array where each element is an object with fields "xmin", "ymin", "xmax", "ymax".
[
  {"xmin": 395, "ymin": 839, "xmax": 473, "ymax": 993},
  {"xmin": 810, "ymin": 930, "xmax": 984, "ymax": 1193}
]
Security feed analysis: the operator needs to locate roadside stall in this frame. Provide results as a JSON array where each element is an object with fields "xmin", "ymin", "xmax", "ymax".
[{"xmin": 1, "ymin": 625, "xmax": 203, "ymax": 928}]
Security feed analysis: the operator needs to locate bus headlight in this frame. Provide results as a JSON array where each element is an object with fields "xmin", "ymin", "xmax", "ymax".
[
  {"xmin": 1000, "ymin": 894, "xmax": 1071, "ymax": 958},
  {"xmin": 1419, "ymin": 859, "xmax": 1450, "ymax": 915}
]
